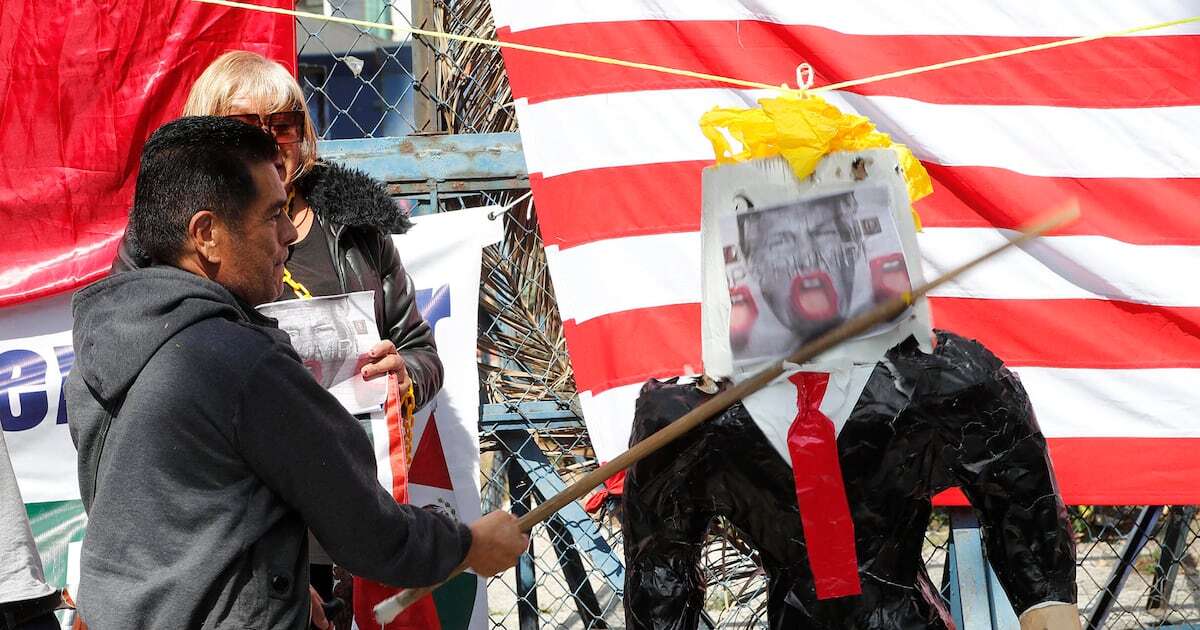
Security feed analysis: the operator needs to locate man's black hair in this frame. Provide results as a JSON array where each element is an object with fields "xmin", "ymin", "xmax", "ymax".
[{"xmin": 129, "ymin": 116, "xmax": 279, "ymax": 264}]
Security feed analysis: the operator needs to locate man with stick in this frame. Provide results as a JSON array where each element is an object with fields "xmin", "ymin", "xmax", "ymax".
[{"xmin": 65, "ymin": 116, "xmax": 526, "ymax": 628}]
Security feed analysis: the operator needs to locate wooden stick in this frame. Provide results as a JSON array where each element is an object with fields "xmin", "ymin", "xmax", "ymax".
[{"xmin": 375, "ymin": 204, "xmax": 1079, "ymax": 624}]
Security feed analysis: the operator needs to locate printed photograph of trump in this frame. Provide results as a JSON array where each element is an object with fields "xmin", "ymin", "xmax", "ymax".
[{"xmin": 719, "ymin": 184, "xmax": 914, "ymax": 369}]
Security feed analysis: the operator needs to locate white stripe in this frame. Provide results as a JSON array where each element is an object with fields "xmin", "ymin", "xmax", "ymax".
[
  {"xmin": 491, "ymin": 0, "xmax": 1200, "ymax": 37},
  {"xmin": 545, "ymin": 232, "xmax": 700, "ymax": 323},
  {"xmin": 578, "ymin": 382, "xmax": 643, "ymax": 461},
  {"xmin": 1016, "ymin": 367, "xmax": 1200, "ymax": 438},
  {"xmin": 919, "ymin": 228, "xmax": 1200, "ymax": 307},
  {"xmin": 577, "ymin": 366, "xmax": 1200, "ymax": 462},
  {"xmin": 515, "ymin": 89, "xmax": 1200, "ymax": 178},
  {"xmin": 368, "ymin": 411, "xmax": 394, "ymax": 492},
  {"xmin": 546, "ymin": 229, "xmax": 1200, "ymax": 324}
]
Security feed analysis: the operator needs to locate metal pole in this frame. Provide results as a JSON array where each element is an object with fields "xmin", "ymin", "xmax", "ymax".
[
  {"xmin": 507, "ymin": 450, "xmax": 539, "ymax": 630},
  {"xmin": 410, "ymin": 0, "xmax": 441, "ymax": 132},
  {"xmin": 1146, "ymin": 506, "xmax": 1196, "ymax": 611},
  {"xmin": 1087, "ymin": 506, "xmax": 1162, "ymax": 630}
]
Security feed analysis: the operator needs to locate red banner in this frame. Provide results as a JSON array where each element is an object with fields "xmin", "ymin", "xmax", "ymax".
[{"xmin": 0, "ymin": 0, "xmax": 295, "ymax": 306}]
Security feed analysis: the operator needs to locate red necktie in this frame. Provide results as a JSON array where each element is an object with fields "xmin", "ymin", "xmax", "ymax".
[{"xmin": 786, "ymin": 372, "xmax": 862, "ymax": 599}]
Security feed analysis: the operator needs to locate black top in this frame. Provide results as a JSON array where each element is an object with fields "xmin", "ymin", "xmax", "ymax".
[{"xmin": 280, "ymin": 218, "xmax": 343, "ymax": 301}]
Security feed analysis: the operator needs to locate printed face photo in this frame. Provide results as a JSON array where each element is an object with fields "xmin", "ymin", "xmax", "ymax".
[
  {"xmin": 257, "ymin": 291, "xmax": 387, "ymax": 415},
  {"xmin": 720, "ymin": 185, "xmax": 912, "ymax": 367},
  {"xmin": 271, "ymin": 300, "xmax": 360, "ymax": 388}
]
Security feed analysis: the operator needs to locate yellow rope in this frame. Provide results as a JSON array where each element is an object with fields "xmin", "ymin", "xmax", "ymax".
[
  {"xmin": 195, "ymin": 0, "xmax": 1198, "ymax": 95},
  {"xmin": 197, "ymin": 0, "xmax": 781, "ymax": 91},
  {"xmin": 818, "ymin": 16, "xmax": 1200, "ymax": 93}
]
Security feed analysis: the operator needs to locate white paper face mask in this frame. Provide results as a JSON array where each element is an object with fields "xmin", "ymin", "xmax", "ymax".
[{"xmin": 701, "ymin": 149, "xmax": 932, "ymax": 378}]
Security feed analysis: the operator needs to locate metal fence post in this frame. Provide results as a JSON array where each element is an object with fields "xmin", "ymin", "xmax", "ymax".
[
  {"xmin": 410, "ymin": 0, "xmax": 441, "ymax": 132},
  {"xmin": 1087, "ymin": 506, "xmax": 1163, "ymax": 630},
  {"xmin": 1147, "ymin": 506, "xmax": 1197, "ymax": 611},
  {"xmin": 507, "ymin": 447, "xmax": 540, "ymax": 630}
]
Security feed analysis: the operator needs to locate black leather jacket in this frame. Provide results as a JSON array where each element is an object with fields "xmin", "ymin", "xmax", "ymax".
[{"xmin": 112, "ymin": 162, "xmax": 444, "ymax": 407}]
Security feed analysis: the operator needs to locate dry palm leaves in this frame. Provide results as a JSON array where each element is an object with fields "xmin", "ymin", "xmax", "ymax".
[
  {"xmin": 431, "ymin": 0, "xmax": 515, "ymax": 134},
  {"xmin": 422, "ymin": 0, "xmax": 575, "ymax": 405},
  {"xmin": 478, "ymin": 198, "xmax": 575, "ymax": 403}
]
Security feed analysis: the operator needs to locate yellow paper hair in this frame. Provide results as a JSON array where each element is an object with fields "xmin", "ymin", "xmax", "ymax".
[{"xmin": 700, "ymin": 93, "xmax": 930, "ymax": 229}]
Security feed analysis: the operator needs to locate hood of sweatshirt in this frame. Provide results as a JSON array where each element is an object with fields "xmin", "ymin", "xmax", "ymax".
[{"xmin": 70, "ymin": 265, "xmax": 282, "ymax": 403}]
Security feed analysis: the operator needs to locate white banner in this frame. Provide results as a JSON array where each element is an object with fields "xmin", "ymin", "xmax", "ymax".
[
  {"xmin": 386, "ymin": 206, "xmax": 501, "ymax": 630},
  {"xmin": 2, "ymin": 209, "xmax": 502, "ymax": 630},
  {"xmin": 0, "ymin": 291, "xmax": 78, "ymax": 504}
]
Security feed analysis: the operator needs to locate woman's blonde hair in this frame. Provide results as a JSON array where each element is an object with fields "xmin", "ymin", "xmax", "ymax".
[{"xmin": 183, "ymin": 50, "xmax": 320, "ymax": 182}]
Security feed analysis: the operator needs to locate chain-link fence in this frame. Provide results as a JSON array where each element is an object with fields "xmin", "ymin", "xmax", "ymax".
[
  {"xmin": 295, "ymin": 0, "xmax": 512, "ymax": 137},
  {"xmin": 295, "ymin": 3, "xmax": 1200, "ymax": 628}
]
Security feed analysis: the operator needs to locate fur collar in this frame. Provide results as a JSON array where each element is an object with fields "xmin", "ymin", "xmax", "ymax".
[{"xmin": 296, "ymin": 161, "xmax": 412, "ymax": 234}]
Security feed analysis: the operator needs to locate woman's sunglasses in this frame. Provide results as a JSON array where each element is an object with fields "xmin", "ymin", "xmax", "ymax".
[{"xmin": 225, "ymin": 110, "xmax": 305, "ymax": 144}]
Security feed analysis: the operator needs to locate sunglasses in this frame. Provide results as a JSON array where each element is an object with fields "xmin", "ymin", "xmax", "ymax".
[{"xmin": 225, "ymin": 110, "xmax": 305, "ymax": 144}]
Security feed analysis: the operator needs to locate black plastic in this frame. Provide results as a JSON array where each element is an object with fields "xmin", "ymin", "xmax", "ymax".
[{"xmin": 621, "ymin": 331, "xmax": 1075, "ymax": 629}]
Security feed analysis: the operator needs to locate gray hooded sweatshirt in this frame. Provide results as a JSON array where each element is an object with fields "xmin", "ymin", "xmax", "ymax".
[{"xmin": 66, "ymin": 266, "xmax": 471, "ymax": 629}]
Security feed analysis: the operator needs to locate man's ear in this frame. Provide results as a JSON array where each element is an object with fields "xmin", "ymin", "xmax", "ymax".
[{"xmin": 187, "ymin": 210, "xmax": 222, "ymax": 264}]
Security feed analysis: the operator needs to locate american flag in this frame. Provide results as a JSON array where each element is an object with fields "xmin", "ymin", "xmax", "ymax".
[{"xmin": 490, "ymin": 1, "xmax": 1200, "ymax": 504}]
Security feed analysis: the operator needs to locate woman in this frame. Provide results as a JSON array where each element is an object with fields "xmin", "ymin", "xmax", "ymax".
[
  {"xmin": 112, "ymin": 50, "xmax": 444, "ymax": 625},
  {"xmin": 115, "ymin": 50, "xmax": 442, "ymax": 406},
  {"xmin": 118, "ymin": 52, "xmax": 441, "ymax": 408}
]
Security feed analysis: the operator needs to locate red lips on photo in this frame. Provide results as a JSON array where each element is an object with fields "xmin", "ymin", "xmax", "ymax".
[
  {"xmin": 869, "ymin": 253, "xmax": 911, "ymax": 302},
  {"xmin": 789, "ymin": 271, "xmax": 838, "ymax": 321},
  {"xmin": 728, "ymin": 285, "xmax": 758, "ymax": 350}
]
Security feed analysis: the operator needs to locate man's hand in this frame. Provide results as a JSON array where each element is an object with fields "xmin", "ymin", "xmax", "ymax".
[
  {"xmin": 465, "ymin": 511, "xmax": 529, "ymax": 577},
  {"xmin": 360, "ymin": 340, "xmax": 412, "ymax": 392},
  {"xmin": 309, "ymin": 586, "xmax": 330, "ymax": 630}
]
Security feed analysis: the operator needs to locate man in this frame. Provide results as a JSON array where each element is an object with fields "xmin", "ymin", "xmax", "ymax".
[{"xmin": 66, "ymin": 116, "xmax": 526, "ymax": 628}]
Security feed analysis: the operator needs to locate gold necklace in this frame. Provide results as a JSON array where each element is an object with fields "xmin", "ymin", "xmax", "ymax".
[
  {"xmin": 281, "ymin": 267, "xmax": 312, "ymax": 300},
  {"xmin": 282, "ymin": 191, "xmax": 313, "ymax": 300}
]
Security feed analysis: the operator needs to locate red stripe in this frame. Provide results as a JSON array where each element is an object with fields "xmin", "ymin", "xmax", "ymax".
[
  {"xmin": 498, "ymin": 22, "xmax": 1200, "ymax": 107},
  {"xmin": 533, "ymin": 161, "xmax": 1200, "ymax": 249},
  {"xmin": 918, "ymin": 165, "xmax": 1200, "ymax": 245},
  {"xmin": 929, "ymin": 298, "xmax": 1200, "ymax": 369},
  {"xmin": 564, "ymin": 298, "xmax": 1200, "ymax": 396},
  {"xmin": 566, "ymin": 313, "xmax": 1200, "ymax": 505},
  {"xmin": 935, "ymin": 438, "xmax": 1200, "ymax": 506},
  {"xmin": 562, "ymin": 303, "xmax": 702, "ymax": 393},
  {"xmin": 530, "ymin": 161, "xmax": 708, "ymax": 250},
  {"xmin": 384, "ymin": 373, "xmax": 411, "ymax": 503}
]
